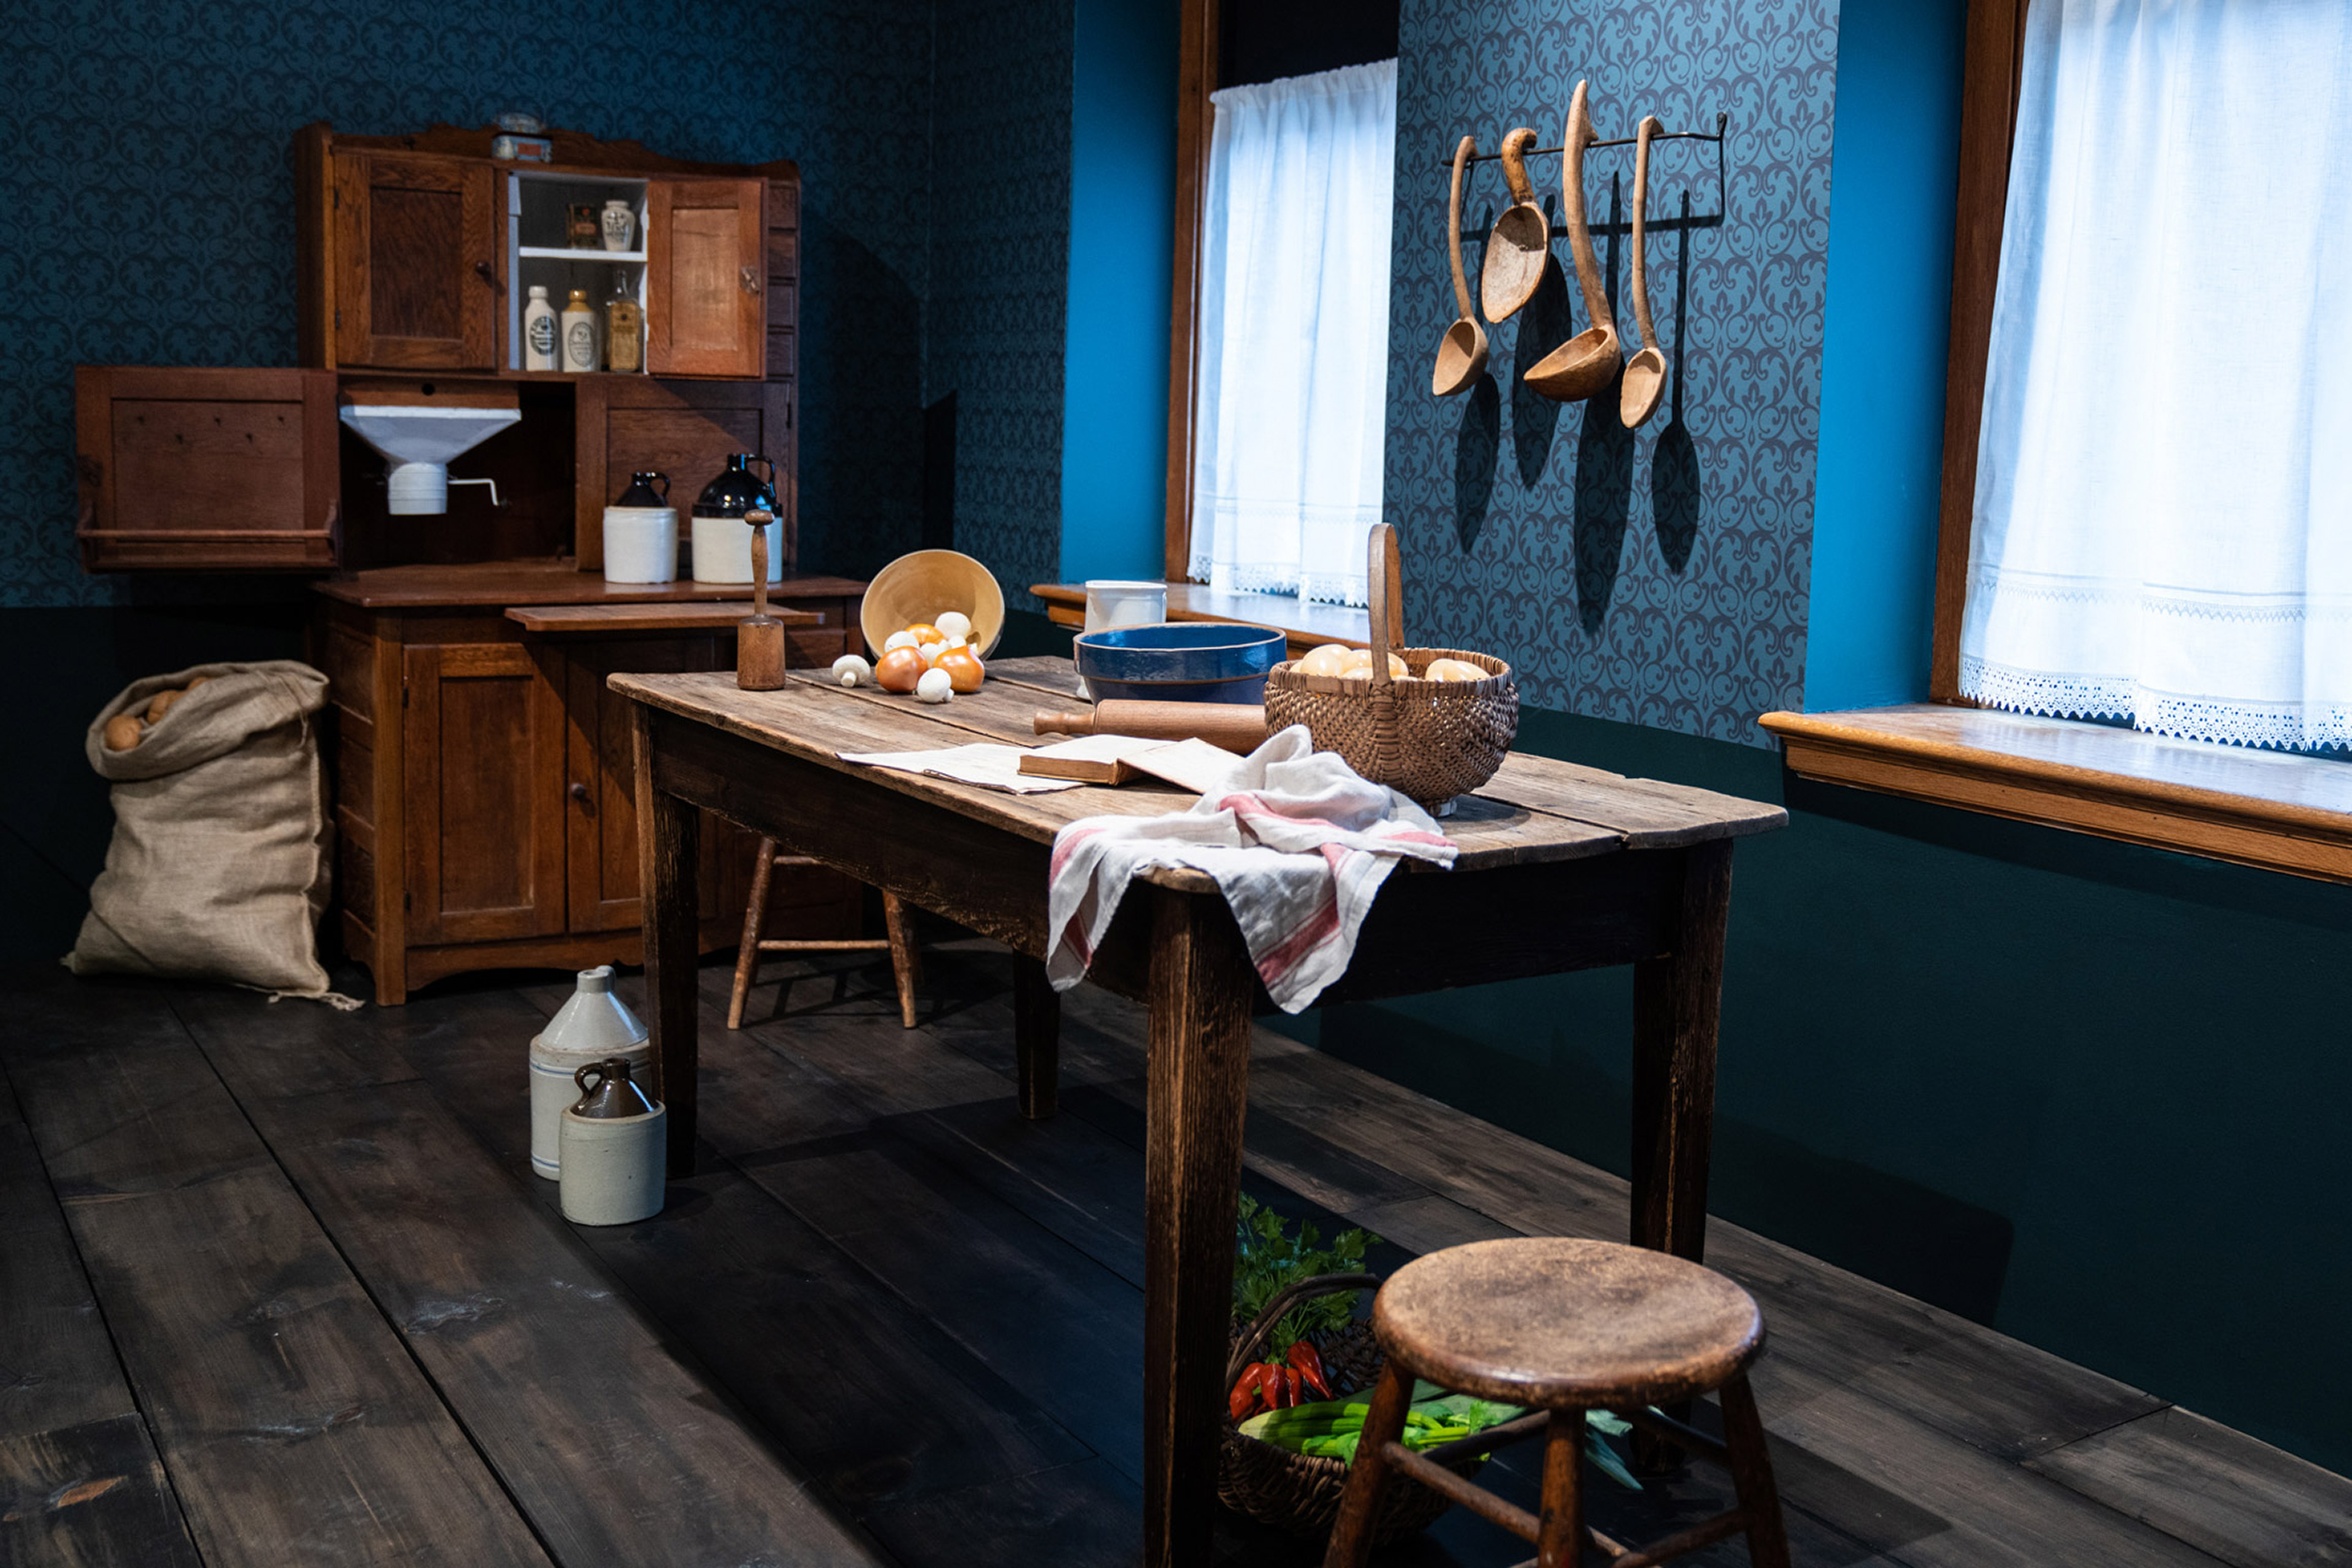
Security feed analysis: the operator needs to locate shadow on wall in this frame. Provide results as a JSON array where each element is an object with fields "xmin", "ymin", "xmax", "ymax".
[
  {"xmin": 1451, "ymin": 177, "xmax": 1722, "ymax": 620},
  {"xmin": 795, "ymin": 210, "xmax": 924, "ymax": 580}
]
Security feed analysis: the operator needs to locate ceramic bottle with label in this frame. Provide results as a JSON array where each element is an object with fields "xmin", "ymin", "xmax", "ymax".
[
  {"xmin": 523, "ymin": 285, "xmax": 559, "ymax": 371},
  {"xmin": 561, "ymin": 288, "xmax": 598, "ymax": 372}
]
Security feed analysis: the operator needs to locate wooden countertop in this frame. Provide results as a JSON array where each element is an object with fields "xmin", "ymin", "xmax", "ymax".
[
  {"xmin": 313, "ymin": 559, "xmax": 867, "ymax": 610},
  {"xmin": 504, "ymin": 602, "xmax": 820, "ymax": 634}
]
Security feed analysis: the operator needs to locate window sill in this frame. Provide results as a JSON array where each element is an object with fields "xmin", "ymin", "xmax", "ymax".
[
  {"xmin": 1757, "ymin": 705, "xmax": 2352, "ymax": 882},
  {"xmin": 1031, "ymin": 582, "xmax": 1370, "ymax": 657}
]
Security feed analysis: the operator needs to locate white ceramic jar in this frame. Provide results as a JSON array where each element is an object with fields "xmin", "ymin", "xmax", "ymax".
[
  {"xmin": 528, "ymin": 967, "xmax": 650, "ymax": 1180},
  {"xmin": 691, "ymin": 515, "xmax": 786, "ymax": 583},
  {"xmin": 603, "ymin": 509, "xmax": 678, "ymax": 582}
]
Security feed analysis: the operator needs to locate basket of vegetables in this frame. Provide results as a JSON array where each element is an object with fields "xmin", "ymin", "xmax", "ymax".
[
  {"xmin": 1218, "ymin": 1200, "xmax": 1506, "ymax": 1541},
  {"xmin": 1220, "ymin": 1198, "xmax": 1645, "ymax": 1542}
]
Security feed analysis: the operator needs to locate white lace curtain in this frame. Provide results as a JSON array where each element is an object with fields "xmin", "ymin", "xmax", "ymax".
[
  {"xmin": 1188, "ymin": 60, "xmax": 1395, "ymax": 606},
  {"xmin": 1963, "ymin": 0, "xmax": 2352, "ymax": 751}
]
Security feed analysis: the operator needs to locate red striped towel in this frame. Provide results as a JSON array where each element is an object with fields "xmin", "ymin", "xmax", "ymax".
[{"xmin": 1045, "ymin": 726, "xmax": 1455, "ymax": 1012}]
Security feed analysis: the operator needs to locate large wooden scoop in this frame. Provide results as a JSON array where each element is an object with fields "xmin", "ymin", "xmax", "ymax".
[
  {"xmin": 1619, "ymin": 116, "xmax": 1668, "ymax": 428},
  {"xmin": 1477, "ymin": 128, "xmax": 1548, "ymax": 324},
  {"xmin": 736, "ymin": 509, "xmax": 787, "ymax": 690},
  {"xmin": 1432, "ymin": 135, "xmax": 1489, "ymax": 397},
  {"xmin": 1524, "ymin": 81, "xmax": 1621, "ymax": 402}
]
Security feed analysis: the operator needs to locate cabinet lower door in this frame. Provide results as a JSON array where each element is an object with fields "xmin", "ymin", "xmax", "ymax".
[
  {"xmin": 562, "ymin": 639, "xmax": 739, "ymax": 932},
  {"xmin": 401, "ymin": 643, "xmax": 568, "ymax": 943}
]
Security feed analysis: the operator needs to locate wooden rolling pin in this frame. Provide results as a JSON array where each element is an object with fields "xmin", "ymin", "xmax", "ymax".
[{"xmin": 1033, "ymin": 700, "xmax": 1267, "ymax": 753}]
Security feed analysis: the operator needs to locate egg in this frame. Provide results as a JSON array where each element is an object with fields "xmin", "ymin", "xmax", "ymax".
[
  {"xmin": 1342, "ymin": 649, "xmax": 1408, "ymax": 678},
  {"xmin": 1296, "ymin": 643, "xmax": 1353, "ymax": 678},
  {"xmin": 883, "ymin": 629, "xmax": 920, "ymax": 655},
  {"xmin": 935, "ymin": 610, "xmax": 973, "ymax": 643},
  {"xmin": 914, "ymin": 667, "xmax": 954, "ymax": 704},
  {"xmin": 832, "ymin": 654, "xmax": 873, "ymax": 687},
  {"xmin": 145, "ymin": 689, "xmax": 184, "ymax": 723},
  {"xmin": 103, "ymin": 714, "xmax": 144, "ymax": 752},
  {"xmin": 935, "ymin": 645, "xmax": 985, "ymax": 693},
  {"xmin": 1422, "ymin": 657, "xmax": 1488, "ymax": 682},
  {"xmin": 875, "ymin": 646, "xmax": 927, "ymax": 693}
]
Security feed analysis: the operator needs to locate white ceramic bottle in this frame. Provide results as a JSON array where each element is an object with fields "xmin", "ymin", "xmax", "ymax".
[
  {"xmin": 561, "ymin": 287, "xmax": 598, "ymax": 372},
  {"xmin": 528, "ymin": 966, "xmax": 650, "ymax": 1180},
  {"xmin": 523, "ymin": 285, "xmax": 559, "ymax": 371}
]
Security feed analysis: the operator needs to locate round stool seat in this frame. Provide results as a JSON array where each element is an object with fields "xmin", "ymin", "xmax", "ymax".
[{"xmin": 1374, "ymin": 1238, "xmax": 1762, "ymax": 1408}]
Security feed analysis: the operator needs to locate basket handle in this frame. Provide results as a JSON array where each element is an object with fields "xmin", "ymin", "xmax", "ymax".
[
  {"xmin": 1224, "ymin": 1271, "xmax": 1382, "ymax": 1391},
  {"xmin": 1366, "ymin": 522, "xmax": 1403, "ymax": 693}
]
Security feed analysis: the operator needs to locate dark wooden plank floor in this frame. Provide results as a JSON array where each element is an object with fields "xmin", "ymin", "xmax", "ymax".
[{"xmin": 5, "ymin": 941, "xmax": 2348, "ymax": 1568}]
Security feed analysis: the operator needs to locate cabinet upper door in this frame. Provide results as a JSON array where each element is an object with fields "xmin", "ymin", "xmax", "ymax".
[
  {"xmin": 644, "ymin": 179, "xmax": 766, "ymax": 378},
  {"xmin": 333, "ymin": 152, "xmax": 499, "ymax": 370}
]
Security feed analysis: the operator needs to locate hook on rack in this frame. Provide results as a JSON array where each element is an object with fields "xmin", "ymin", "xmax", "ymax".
[{"xmin": 1437, "ymin": 111, "xmax": 1727, "ymax": 166}]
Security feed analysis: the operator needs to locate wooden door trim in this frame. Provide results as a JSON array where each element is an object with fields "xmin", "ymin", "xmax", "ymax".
[
  {"xmin": 1162, "ymin": 0, "xmax": 1217, "ymax": 583},
  {"xmin": 1928, "ymin": 0, "xmax": 2034, "ymax": 700}
]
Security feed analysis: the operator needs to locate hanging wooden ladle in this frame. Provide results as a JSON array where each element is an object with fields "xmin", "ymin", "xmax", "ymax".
[
  {"xmin": 1524, "ymin": 80, "xmax": 1621, "ymax": 402},
  {"xmin": 1433, "ymin": 135, "xmax": 1489, "ymax": 397},
  {"xmin": 1478, "ymin": 127, "xmax": 1547, "ymax": 323},
  {"xmin": 1619, "ymin": 115, "xmax": 1668, "ymax": 428}
]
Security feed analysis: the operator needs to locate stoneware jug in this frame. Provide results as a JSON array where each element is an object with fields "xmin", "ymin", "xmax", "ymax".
[
  {"xmin": 529, "ymin": 966, "xmax": 649, "ymax": 1180},
  {"xmin": 690, "ymin": 453, "xmax": 783, "ymax": 583},
  {"xmin": 601, "ymin": 471, "xmax": 677, "ymax": 584},
  {"xmin": 559, "ymin": 1057, "xmax": 666, "ymax": 1227}
]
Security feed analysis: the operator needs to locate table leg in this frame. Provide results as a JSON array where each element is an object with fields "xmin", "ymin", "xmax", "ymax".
[
  {"xmin": 633, "ymin": 705, "xmax": 702, "ymax": 1178},
  {"xmin": 1142, "ymin": 889, "xmax": 1255, "ymax": 1568},
  {"xmin": 1013, "ymin": 954, "xmax": 1060, "ymax": 1119},
  {"xmin": 1629, "ymin": 838, "xmax": 1732, "ymax": 1262}
]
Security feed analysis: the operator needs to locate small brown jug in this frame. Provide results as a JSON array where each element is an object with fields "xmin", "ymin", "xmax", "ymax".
[{"xmin": 571, "ymin": 1057, "xmax": 657, "ymax": 1118}]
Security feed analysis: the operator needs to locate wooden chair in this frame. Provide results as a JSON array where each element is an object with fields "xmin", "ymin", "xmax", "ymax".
[
  {"xmin": 1323, "ymin": 1238, "xmax": 1789, "ymax": 1568},
  {"xmin": 726, "ymin": 837, "xmax": 921, "ymax": 1030}
]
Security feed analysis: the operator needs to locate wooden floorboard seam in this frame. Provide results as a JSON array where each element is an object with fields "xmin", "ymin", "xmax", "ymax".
[{"xmin": 0, "ymin": 1053, "xmax": 209, "ymax": 1568}]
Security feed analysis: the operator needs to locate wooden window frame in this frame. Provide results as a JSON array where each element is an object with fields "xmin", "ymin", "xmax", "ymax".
[
  {"xmin": 1765, "ymin": 0, "xmax": 2352, "ymax": 886},
  {"xmin": 1162, "ymin": 0, "xmax": 1217, "ymax": 583}
]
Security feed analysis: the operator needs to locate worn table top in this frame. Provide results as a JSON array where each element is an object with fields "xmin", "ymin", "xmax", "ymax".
[{"xmin": 612, "ymin": 657, "xmax": 1785, "ymax": 890}]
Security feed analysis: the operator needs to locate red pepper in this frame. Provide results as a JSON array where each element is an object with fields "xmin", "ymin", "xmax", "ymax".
[
  {"xmin": 1259, "ymin": 1362, "xmax": 1286, "ymax": 1409},
  {"xmin": 1287, "ymin": 1339, "xmax": 1332, "ymax": 1400},
  {"xmin": 1285, "ymin": 1366, "xmax": 1302, "ymax": 1405},
  {"xmin": 1230, "ymin": 1370, "xmax": 1259, "ymax": 1421}
]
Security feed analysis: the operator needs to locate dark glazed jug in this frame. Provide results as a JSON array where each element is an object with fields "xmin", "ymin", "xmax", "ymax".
[
  {"xmin": 613, "ymin": 470, "xmax": 669, "ymax": 508},
  {"xmin": 571, "ymin": 1057, "xmax": 658, "ymax": 1118},
  {"xmin": 691, "ymin": 453, "xmax": 778, "ymax": 519}
]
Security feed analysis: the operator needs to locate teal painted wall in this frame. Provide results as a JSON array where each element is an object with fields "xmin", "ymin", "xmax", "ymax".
[
  {"xmin": 1058, "ymin": 0, "xmax": 1179, "ymax": 587},
  {"xmin": 1804, "ymin": 0, "xmax": 1965, "ymax": 711}
]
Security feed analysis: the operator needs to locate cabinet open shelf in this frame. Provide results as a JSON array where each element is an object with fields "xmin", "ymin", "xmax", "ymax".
[{"xmin": 517, "ymin": 245, "xmax": 647, "ymax": 262}]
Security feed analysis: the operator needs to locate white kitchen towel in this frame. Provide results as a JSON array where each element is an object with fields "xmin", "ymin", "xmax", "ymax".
[{"xmin": 1045, "ymin": 726, "xmax": 1455, "ymax": 1012}]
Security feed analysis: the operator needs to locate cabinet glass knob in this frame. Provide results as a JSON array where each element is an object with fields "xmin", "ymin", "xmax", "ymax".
[{"xmin": 568, "ymin": 781, "xmax": 593, "ymax": 810}]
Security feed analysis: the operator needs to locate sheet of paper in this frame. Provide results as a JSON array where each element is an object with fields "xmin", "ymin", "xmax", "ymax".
[
  {"xmin": 836, "ymin": 742, "xmax": 1084, "ymax": 793},
  {"xmin": 1121, "ymin": 736, "xmax": 1241, "ymax": 794}
]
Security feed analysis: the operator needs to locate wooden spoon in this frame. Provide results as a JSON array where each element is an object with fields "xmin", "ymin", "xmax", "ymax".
[
  {"xmin": 1432, "ymin": 135, "xmax": 1489, "ymax": 397},
  {"xmin": 1477, "ymin": 128, "xmax": 1547, "ymax": 323},
  {"xmin": 1524, "ymin": 81, "xmax": 1621, "ymax": 402},
  {"xmin": 1619, "ymin": 116, "xmax": 1667, "ymax": 428}
]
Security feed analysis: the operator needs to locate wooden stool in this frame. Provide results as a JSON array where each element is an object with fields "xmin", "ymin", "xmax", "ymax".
[
  {"xmin": 726, "ymin": 837, "xmax": 921, "ymax": 1030},
  {"xmin": 1324, "ymin": 1238, "xmax": 1789, "ymax": 1568}
]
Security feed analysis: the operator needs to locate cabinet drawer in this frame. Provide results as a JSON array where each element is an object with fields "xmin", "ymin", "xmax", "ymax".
[{"xmin": 76, "ymin": 367, "xmax": 341, "ymax": 571}]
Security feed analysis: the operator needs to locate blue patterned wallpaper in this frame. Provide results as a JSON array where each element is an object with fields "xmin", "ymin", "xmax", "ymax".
[
  {"xmin": 0, "ymin": 0, "xmax": 938, "ymax": 604},
  {"xmin": 924, "ymin": 0, "xmax": 1076, "ymax": 612},
  {"xmin": 1385, "ymin": 0, "xmax": 1840, "ymax": 744}
]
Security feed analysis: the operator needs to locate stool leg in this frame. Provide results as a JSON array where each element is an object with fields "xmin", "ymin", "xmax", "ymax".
[
  {"xmin": 1536, "ymin": 1407, "xmax": 1585, "ymax": 1568},
  {"xmin": 727, "ymin": 838, "xmax": 778, "ymax": 1030},
  {"xmin": 1014, "ymin": 954, "xmax": 1060, "ymax": 1119},
  {"xmin": 1322, "ymin": 1360, "xmax": 1413, "ymax": 1568},
  {"xmin": 882, "ymin": 893, "xmax": 921, "ymax": 1029},
  {"xmin": 1719, "ymin": 1373, "xmax": 1790, "ymax": 1568}
]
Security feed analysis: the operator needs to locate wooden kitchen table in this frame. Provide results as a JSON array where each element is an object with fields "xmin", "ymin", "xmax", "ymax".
[{"xmin": 615, "ymin": 657, "xmax": 1785, "ymax": 1568}]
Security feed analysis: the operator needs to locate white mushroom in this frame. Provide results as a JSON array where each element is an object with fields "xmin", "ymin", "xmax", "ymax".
[
  {"xmin": 832, "ymin": 654, "xmax": 873, "ymax": 687},
  {"xmin": 914, "ymin": 667, "xmax": 955, "ymax": 704}
]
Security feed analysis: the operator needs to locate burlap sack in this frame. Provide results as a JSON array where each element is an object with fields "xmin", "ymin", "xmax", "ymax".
[{"xmin": 68, "ymin": 660, "xmax": 351, "ymax": 1005}]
